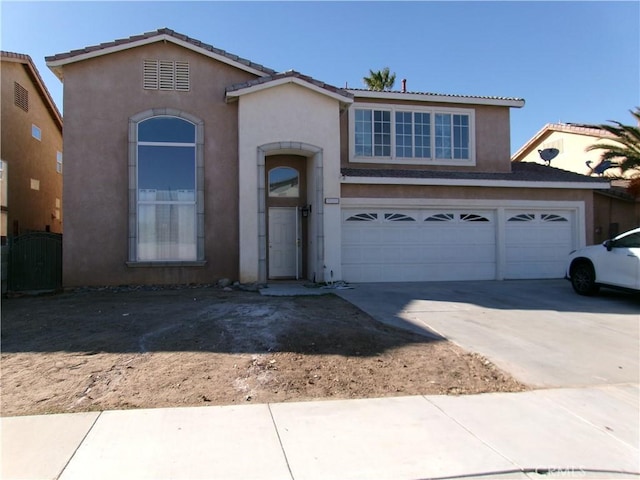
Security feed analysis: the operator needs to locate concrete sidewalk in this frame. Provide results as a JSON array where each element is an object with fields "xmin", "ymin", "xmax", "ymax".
[{"xmin": 2, "ymin": 385, "xmax": 639, "ymax": 480}]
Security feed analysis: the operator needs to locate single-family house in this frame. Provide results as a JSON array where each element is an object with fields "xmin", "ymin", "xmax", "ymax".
[
  {"xmin": 512, "ymin": 122, "xmax": 639, "ymax": 242},
  {"xmin": 46, "ymin": 29, "xmax": 609, "ymax": 287},
  {"xmin": 1, "ymin": 51, "xmax": 63, "ymax": 240}
]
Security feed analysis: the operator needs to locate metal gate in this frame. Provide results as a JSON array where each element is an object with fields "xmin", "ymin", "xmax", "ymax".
[{"xmin": 8, "ymin": 232, "xmax": 62, "ymax": 291}]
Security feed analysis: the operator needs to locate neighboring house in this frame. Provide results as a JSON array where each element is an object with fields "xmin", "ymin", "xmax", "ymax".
[
  {"xmin": 512, "ymin": 122, "xmax": 639, "ymax": 243},
  {"xmin": 46, "ymin": 29, "xmax": 608, "ymax": 287},
  {"xmin": 1, "ymin": 52, "xmax": 63, "ymax": 240}
]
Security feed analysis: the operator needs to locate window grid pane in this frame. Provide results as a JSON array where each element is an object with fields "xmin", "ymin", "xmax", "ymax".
[
  {"xmin": 435, "ymin": 114, "xmax": 452, "ymax": 159},
  {"xmin": 395, "ymin": 111, "xmax": 413, "ymax": 158},
  {"xmin": 373, "ymin": 110, "xmax": 391, "ymax": 157},
  {"xmin": 453, "ymin": 114, "xmax": 469, "ymax": 159},
  {"xmin": 355, "ymin": 109, "xmax": 373, "ymax": 157},
  {"xmin": 414, "ymin": 112, "xmax": 431, "ymax": 158}
]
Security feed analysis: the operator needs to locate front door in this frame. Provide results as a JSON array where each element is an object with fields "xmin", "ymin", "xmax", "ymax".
[{"xmin": 268, "ymin": 207, "xmax": 299, "ymax": 278}]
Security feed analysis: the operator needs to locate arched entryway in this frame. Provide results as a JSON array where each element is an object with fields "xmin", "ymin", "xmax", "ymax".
[{"xmin": 257, "ymin": 142, "xmax": 324, "ymax": 283}]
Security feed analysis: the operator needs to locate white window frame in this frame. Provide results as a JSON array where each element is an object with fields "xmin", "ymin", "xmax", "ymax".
[
  {"xmin": 32, "ymin": 124, "xmax": 41, "ymax": 141},
  {"xmin": 56, "ymin": 151, "xmax": 63, "ymax": 174},
  {"xmin": 349, "ymin": 103, "xmax": 475, "ymax": 166}
]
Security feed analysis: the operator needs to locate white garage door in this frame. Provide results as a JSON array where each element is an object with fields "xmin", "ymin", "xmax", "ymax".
[
  {"xmin": 342, "ymin": 209, "xmax": 497, "ymax": 283},
  {"xmin": 505, "ymin": 211, "xmax": 574, "ymax": 279}
]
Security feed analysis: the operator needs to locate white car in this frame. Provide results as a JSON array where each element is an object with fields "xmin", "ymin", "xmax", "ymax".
[{"xmin": 566, "ymin": 227, "xmax": 640, "ymax": 296}]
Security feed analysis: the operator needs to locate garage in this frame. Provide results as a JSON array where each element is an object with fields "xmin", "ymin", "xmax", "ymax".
[
  {"xmin": 504, "ymin": 210, "xmax": 575, "ymax": 279},
  {"xmin": 341, "ymin": 209, "xmax": 497, "ymax": 282},
  {"xmin": 341, "ymin": 207, "xmax": 578, "ymax": 283}
]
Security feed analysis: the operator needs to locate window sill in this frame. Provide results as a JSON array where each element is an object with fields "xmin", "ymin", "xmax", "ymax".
[{"xmin": 126, "ymin": 261, "xmax": 207, "ymax": 268}]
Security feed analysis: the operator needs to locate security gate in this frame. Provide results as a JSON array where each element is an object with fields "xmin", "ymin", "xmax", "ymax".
[{"xmin": 8, "ymin": 232, "xmax": 62, "ymax": 291}]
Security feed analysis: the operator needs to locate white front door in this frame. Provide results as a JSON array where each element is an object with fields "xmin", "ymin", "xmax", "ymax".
[{"xmin": 268, "ymin": 207, "xmax": 298, "ymax": 278}]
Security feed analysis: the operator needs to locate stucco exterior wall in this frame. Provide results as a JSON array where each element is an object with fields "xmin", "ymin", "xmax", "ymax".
[
  {"xmin": 61, "ymin": 42, "xmax": 257, "ymax": 286},
  {"xmin": 236, "ymin": 82, "xmax": 343, "ymax": 283},
  {"xmin": 340, "ymin": 101, "xmax": 512, "ymax": 173},
  {"xmin": 593, "ymin": 193, "xmax": 640, "ymax": 243},
  {"xmin": 1, "ymin": 60, "xmax": 63, "ymax": 235}
]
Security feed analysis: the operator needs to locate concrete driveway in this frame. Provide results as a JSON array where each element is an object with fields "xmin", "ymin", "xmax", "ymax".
[{"xmin": 337, "ymin": 279, "xmax": 640, "ymax": 388}]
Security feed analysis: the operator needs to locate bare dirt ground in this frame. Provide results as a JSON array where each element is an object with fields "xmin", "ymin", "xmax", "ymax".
[{"xmin": 1, "ymin": 285, "xmax": 527, "ymax": 417}]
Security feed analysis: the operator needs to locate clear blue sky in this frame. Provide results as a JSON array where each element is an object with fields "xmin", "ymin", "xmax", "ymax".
[{"xmin": 2, "ymin": 1, "xmax": 638, "ymax": 154}]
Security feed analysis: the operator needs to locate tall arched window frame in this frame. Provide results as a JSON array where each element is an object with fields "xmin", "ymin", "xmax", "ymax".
[{"xmin": 128, "ymin": 110, "xmax": 205, "ymax": 265}]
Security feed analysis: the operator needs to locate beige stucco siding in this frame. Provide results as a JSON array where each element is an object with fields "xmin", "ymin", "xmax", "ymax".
[
  {"xmin": 236, "ymin": 82, "xmax": 343, "ymax": 282},
  {"xmin": 1, "ymin": 61, "xmax": 63, "ymax": 235},
  {"xmin": 61, "ymin": 42, "xmax": 257, "ymax": 286},
  {"xmin": 340, "ymin": 101, "xmax": 512, "ymax": 173}
]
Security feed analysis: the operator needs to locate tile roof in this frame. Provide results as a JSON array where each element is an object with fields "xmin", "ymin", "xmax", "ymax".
[
  {"xmin": 512, "ymin": 122, "xmax": 616, "ymax": 161},
  {"xmin": 348, "ymin": 87, "xmax": 524, "ymax": 104},
  {"xmin": 341, "ymin": 162, "xmax": 609, "ymax": 184},
  {"xmin": 46, "ymin": 28, "xmax": 277, "ymax": 77},
  {"xmin": 226, "ymin": 70, "xmax": 353, "ymax": 101},
  {"xmin": 1, "ymin": 51, "xmax": 63, "ymax": 130}
]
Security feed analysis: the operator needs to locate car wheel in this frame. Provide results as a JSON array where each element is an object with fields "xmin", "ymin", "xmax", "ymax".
[{"xmin": 571, "ymin": 262, "xmax": 600, "ymax": 296}]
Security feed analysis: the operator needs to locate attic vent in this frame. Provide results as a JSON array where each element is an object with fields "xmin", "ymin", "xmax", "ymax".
[
  {"xmin": 14, "ymin": 82, "xmax": 28, "ymax": 112},
  {"xmin": 143, "ymin": 60, "xmax": 190, "ymax": 92}
]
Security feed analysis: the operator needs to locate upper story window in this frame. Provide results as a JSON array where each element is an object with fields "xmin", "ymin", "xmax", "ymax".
[
  {"xmin": 31, "ymin": 124, "xmax": 41, "ymax": 141},
  {"xmin": 56, "ymin": 151, "xmax": 63, "ymax": 174},
  {"xmin": 143, "ymin": 60, "xmax": 190, "ymax": 91},
  {"xmin": 14, "ymin": 82, "xmax": 28, "ymax": 112},
  {"xmin": 350, "ymin": 104, "xmax": 475, "ymax": 166}
]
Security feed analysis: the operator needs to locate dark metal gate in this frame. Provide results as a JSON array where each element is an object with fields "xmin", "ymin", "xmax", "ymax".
[{"xmin": 8, "ymin": 232, "xmax": 62, "ymax": 291}]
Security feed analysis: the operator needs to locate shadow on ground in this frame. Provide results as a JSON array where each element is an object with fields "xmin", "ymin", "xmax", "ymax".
[{"xmin": 1, "ymin": 287, "xmax": 444, "ymax": 355}]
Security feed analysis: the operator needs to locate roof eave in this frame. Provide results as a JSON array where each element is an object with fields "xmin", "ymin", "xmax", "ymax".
[
  {"xmin": 46, "ymin": 33, "xmax": 272, "ymax": 81},
  {"xmin": 348, "ymin": 89, "xmax": 525, "ymax": 108},
  {"xmin": 226, "ymin": 76, "xmax": 354, "ymax": 105}
]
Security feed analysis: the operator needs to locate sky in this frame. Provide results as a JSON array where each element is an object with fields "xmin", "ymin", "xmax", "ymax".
[{"xmin": 1, "ymin": 1, "xmax": 638, "ymax": 154}]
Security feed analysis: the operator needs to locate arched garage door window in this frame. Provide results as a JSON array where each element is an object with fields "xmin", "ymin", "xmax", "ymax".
[{"xmin": 137, "ymin": 116, "xmax": 196, "ymax": 261}]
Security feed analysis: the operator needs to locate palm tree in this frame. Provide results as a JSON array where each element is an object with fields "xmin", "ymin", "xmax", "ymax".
[
  {"xmin": 586, "ymin": 108, "xmax": 640, "ymax": 173},
  {"xmin": 363, "ymin": 67, "xmax": 396, "ymax": 91}
]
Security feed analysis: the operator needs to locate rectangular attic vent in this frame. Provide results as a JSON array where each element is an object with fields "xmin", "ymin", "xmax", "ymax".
[{"xmin": 143, "ymin": 60, "xmax": 190, "ymax": 92}]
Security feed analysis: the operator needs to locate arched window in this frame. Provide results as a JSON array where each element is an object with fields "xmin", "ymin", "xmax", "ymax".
[
  {"xmin": 268, "ymin": 167, "xmax": 299, "ymax": 197},
  {"xmin": 137, "ymin": 116, "xmax": 197, "ymax": 261}
]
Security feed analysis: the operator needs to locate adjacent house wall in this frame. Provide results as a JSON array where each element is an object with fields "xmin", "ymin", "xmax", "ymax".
[
  {"xmin": 0, "ymin": 60, "xmax": 63, "ymax": 235},
  {"xmin": 61, "ymin": 42, "xmax": 257, "ymax": 286}
]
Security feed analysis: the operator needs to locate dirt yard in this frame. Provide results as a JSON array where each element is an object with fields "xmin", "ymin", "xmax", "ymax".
[{"xmin": 1, "ymin": 285, "xmax": 527, "ymax": 417}]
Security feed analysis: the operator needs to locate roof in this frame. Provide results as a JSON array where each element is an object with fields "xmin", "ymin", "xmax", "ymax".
[
  {"xmin": 348, "ymin": 88, "xmax": 525, "ymax": 108},
  {"xmin": 1, "ymin": 51, "xmax": 63, "ymax": 132},
  {"xmin": 46, "ymin": 28, "xmax": 277, "ymax": 80},
  {"xmin": 512, "ymin": 122, "xmax": 617, "ymax": 161},
  {"xmin": 226, "ymin": 70, "xmax": 353, "ymax": 105},
  {"xmin": 341, "ymin": 162, "xmax": 610, "ymax": 189}
]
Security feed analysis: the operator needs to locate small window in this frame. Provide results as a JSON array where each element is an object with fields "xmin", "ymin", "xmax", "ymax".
[
  {"xmin": 30, "ymin": 178, "xmax": 40, "ymax": 190},
  {"xmin": 32, "ymin": 124, "xmax": 41, "ymax": 141},
  {"xmin": 14, "ymin": 82, "xmax": 28, "ymax": 112},
  {"xmin": 508, "ymin": 214, "xmax": 535, "ymax": 222},
  {"xmin": 0, "ymin": 160, "xmax": 4, "ymax": 180},
  {"xmin": 268, "ymin": 167, "xmax": 299, "ymax": 197},
  {"xmin": 384, "ymin": 213, "xmax": 415, "ymax": 222},
  {"xmin": 461, "ymin": 213, "xmax": 489, "ymax": 222},
  {"xmin": 541, "ymin": 214, "xmax": 567, "ymax": 222},
  {"xmin": 346, "ymin": 213, "xmax": 378, "ymax": 222},
  {"xmin": 425, "ymin": 213, "xmax": 454, "ymax": 222},
  {"xmin": 56, "ymin": 152, "xmax": 63, "ymax": 174}
]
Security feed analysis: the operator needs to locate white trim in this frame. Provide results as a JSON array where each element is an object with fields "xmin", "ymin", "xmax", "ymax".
[
  {"xmin": 348, "ymin": 89, "xmax": 525, "ymax": 108},
  {"xmin": 341, "ymin": 175, "xmax": 610, "ymax": 190},
  {"xmin": 348, "ymin": 103, "xmax": 476, "ymax": 166},
  {"xmin": 48, "ymin": 34, "xmax": 270, "ymax": 79},
  {"xmin": 226, "ymin": 76, "xmax": 353, "ymax": 104}
]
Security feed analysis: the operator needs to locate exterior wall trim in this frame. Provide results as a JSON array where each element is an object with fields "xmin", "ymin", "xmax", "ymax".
[
  {"xmin": 227, "ymin": 77, "xmax": 354, "ymax": 105},
  {"xmin": 348, "ymin": 89, "xmax": 525, "ymax": 108},
  {"xmin": 341, "ymin": 176, "xmax": 610, "ymax": 190}
]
